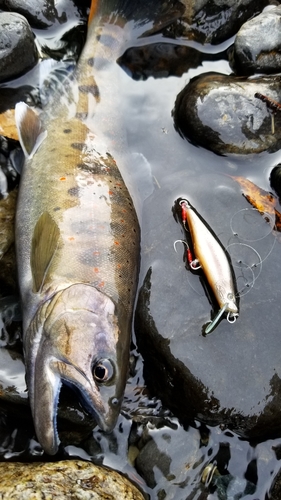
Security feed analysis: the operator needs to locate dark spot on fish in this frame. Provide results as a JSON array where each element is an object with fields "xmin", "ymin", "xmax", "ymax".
[
  {"xmin": 87, "ymin": 57, "xmax": 94, "ymax": 66},
  {"xmin": 64, "ymin": 129, "xmax": 72, "ymax": 134},
  {"xmin": 68, "ymin": 187, "xmax": 79, "ymax": 196},
  {"xmin": 75, "ymin": 112, "xmax": 88, "ymax": 120},
  {"xmin": 71, "ymin": 143, "xmax": 85, "ymax": 151},
  {"xmin": 54, "ymin": 207, "xmax": 61, "ymax": 211},
  {"xmin": 78, "ymin": 85, "xmax": 100, "ymax": 98}
]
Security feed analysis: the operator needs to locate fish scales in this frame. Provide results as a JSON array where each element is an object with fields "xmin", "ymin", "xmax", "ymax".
[{"xmin": 15, "ymin": 0, "xmax": 140, "ymax": 454}]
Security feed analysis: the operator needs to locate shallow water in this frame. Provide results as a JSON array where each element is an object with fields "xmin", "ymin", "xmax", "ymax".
[{"xmin": 1, "ymin": 2, "xmax": 281, "ymax": 499}]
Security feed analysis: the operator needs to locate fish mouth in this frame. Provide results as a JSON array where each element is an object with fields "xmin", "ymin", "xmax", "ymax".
[{"xmin": 33, "ymin": 358, "xmax": 119, "ymax": 455}]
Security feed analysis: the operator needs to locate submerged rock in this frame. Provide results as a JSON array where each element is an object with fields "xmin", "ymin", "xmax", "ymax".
[
  {"xmin": 135, "ymin": 171, "xmax": 281, "ymax": 440},
  {"xmin": 177, "ymin": 0, "xmax": 268, "ymax": 44},
  {"xmin": 173, "ymin": 72, "xmax": 281, "ymax": 155},
  {"xmin": 0, "ymin": 12, "xmax": 38, "ymax": 83},
  {"xmin": 0, "ymin": 460, "xmax": 146, "ymax": 499},
  {"xmin": 231, "ymin": 6, "xmax": 281, "ymax": 75},
  {"xmin": 118, "ymin": 43, "xmax": 227, "ymax": 80}
]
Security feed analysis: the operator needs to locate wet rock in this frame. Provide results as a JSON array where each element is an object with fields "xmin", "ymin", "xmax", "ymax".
[
  {"xmin": 0, "ymin": 460, "xmax": 146, "ymax": 499},
  {"xmin": 135, "ymin": 439, "xmax": 172, "ymax": 488},
  {"xmin": 0, "ymin": 12, "xmax": 37, "ymax": 83},
  {"xmin": 0, "ymin": 87, "xmax": 34, "ymax": 115},
  {"xmin": 0, "ymin": 187, "xmax": 17, "ymax": 258},
  {"xmin": 266, "ymin": 468, "xmax": 281, "ymax": 500},
  {"xmin": 177, "ymin": 0, "xmax": 268, "ymax": 45},
  {"xmin": 0, "ymin": 244, "xmax": 18, "ymax": 295},
  {"xmin": 118, "ymin": 43, "xmax": 227, "ymax": 80},
  {"xmin": 270, "ymin": 165, "xmax": 281, "ymax": 201},
  {"xmin": 0, "ymin": 0, "xmax": 67, "ymax": 28},
  {"xmin": 134, "ymin": 170, "xmax": 281, "ymax": 440},
  {"xmin": 230, "ymin": 6, "xmax": 281, "ymax": 75},
  {"xmin": 173, "ymin": 72, "xmax": 281, "ymax": 155}
]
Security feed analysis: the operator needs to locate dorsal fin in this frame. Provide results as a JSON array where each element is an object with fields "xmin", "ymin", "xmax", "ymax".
[
  {"xmin": 88, "ymin": 0, "xmax": 99, "ymax": 26},
  {"xmin": 31, "ymin": 212, "xmax": 60, "ymax": 293},
  {"xmin": 15, "ymin": 102, "xmax": 47, "ymax": 159}
]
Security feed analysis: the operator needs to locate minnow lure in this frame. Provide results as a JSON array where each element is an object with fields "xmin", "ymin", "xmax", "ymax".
[{"xmin": 175, "ymin": 199, "xmax": 239, "ymax": 333}]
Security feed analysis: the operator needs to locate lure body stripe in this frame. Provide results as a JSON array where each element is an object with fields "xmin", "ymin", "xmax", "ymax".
[{"xmin": 183, "ymin": 201, "xmax": 238, "ymax": 314}]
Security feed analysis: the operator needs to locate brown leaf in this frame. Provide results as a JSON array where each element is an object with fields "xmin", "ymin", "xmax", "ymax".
[
  {"xmin": 0, "ymin": 109, "xmax": 19, "ymax": 140},
  {"xmin": 231, "ymin": 175, "xmax": 281, "ymax": 232}
]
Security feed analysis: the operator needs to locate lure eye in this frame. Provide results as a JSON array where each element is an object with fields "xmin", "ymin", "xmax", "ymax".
[{"xmin": 93, "ymin": 359, "xmax": 114, "ymax": 384}]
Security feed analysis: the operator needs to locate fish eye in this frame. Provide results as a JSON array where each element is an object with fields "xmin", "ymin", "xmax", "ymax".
[{"xmin": 93, "ymin": 359, "xmax": 114, "ymax": 384}]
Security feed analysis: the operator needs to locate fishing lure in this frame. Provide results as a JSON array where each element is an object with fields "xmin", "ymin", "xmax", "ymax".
[{"xmin": 175, "ymin": 199, "xmax": 239, "ymax": 333}]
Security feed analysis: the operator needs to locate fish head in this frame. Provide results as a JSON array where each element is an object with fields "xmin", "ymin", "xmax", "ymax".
[{"xmin": 25, "ymin": 284, "xmax": 129, "ymax": 455}]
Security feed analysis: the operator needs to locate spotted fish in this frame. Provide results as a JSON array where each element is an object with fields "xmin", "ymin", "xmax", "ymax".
[{"xmin": 15, "ymin": 0, "xmax": 143, "ymax": 455}]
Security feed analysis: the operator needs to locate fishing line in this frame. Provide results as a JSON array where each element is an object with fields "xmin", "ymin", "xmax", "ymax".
[
  {"xmin": 228, "ymin": 207, "xmax": 277, "ymax": 296},
  {"xmin": 234, "ymin": 262, "xmax": 256, "ymax": 297},
  {"xmin": 230, "ymin": 208, "xmax": 275, "ymax": 242},
  {"xmin": 226, "ymin": 240, "xmax": 278, "ymax": 297}
]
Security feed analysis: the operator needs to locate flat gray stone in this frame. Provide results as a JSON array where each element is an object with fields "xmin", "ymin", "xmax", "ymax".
[
  {"xmin": 135, "ymin": 170, "xmax": 281, "ymax": 440},
  {"xmin": 0, "ymin": 12, "xmax": 37, "ymax": 83}
]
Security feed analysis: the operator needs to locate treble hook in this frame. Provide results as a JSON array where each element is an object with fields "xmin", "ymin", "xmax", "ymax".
[
  {"xmin": 174, "ymin": 240, "xmax": 201, "ymax": 270},
  {"xmin": 173, "ymin": 239, "xmax": 188, "ymax": 252}
]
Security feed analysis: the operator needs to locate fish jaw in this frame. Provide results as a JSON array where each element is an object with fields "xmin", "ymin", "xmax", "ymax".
[{"xmin": 24, "ymin": 284, "xmax": 128, "ymax": 455}]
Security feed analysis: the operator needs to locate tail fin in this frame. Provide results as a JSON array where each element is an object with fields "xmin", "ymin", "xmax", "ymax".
[{"xmin": 88, "ymin": 0, "xmax": 185, "ymax": 36}]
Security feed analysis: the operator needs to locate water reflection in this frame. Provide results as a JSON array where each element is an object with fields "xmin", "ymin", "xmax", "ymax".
[{"xmin": 1, "ymin": 0, "xmax": 281, "ymax": 498}]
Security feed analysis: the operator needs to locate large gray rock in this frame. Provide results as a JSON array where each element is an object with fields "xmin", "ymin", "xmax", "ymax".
[
  {"xmin": 0, "ymin": 12, "xmax": 37, "ymax": 83},
  {"xmin": 135, "ymin": 169, "xmax": 281, "ymax": 440},
  {"xmin": 231, "ymin": 6, "xmax": 281, "ymax": 75},
  {"xmin": 173, "ymin": 72, "xmax": 281, "ymax": 155}
]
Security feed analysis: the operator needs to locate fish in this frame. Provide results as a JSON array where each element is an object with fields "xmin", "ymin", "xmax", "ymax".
[
  {"xmin": 176, "ymin": 199, "xmax": 238, "ymax": 325},
  {"xmin": 14, "ymin": 0, "xmax": 145, "ymax": 455}
]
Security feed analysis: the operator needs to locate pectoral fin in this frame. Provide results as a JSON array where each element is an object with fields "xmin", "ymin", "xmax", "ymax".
[
  {"xmin": 31, "ymin": 212, "xmax": 60, "ymax": 293},
  {"xmin": 15, "ymin": 102, "xmax": 47, "ymax": 159}
]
